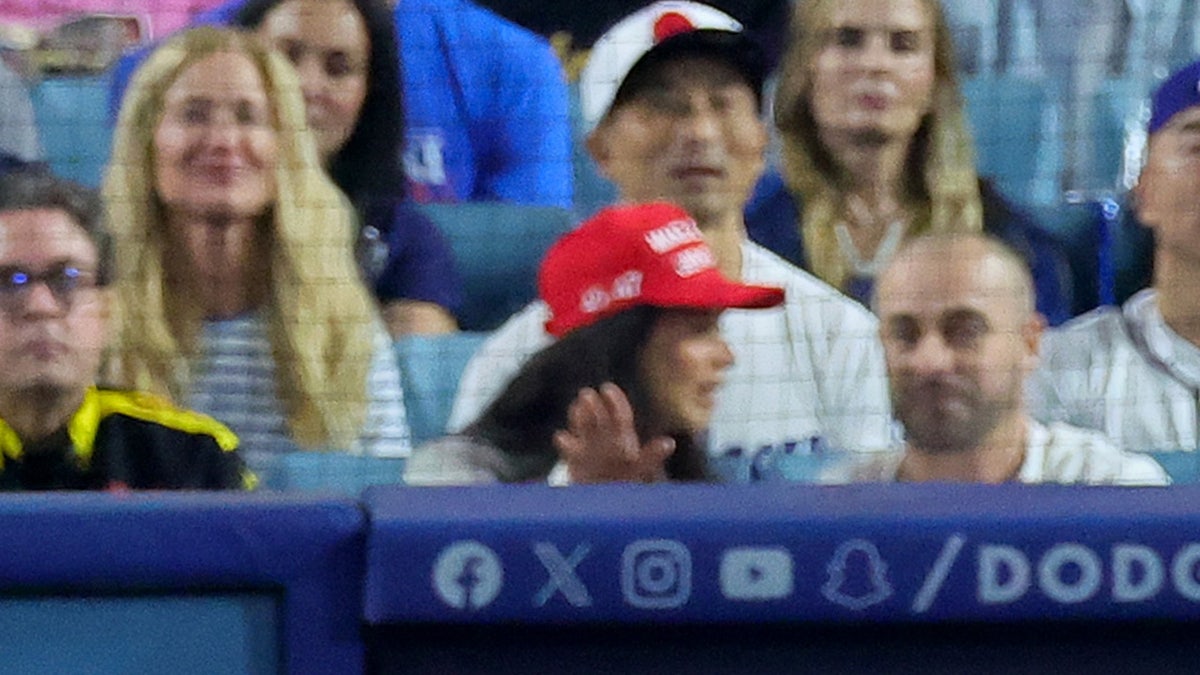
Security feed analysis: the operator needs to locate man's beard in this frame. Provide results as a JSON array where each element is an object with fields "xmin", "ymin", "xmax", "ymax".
[{"xmin": 892, "ymin": 373, "xmax": 1020, "ymax": 454}]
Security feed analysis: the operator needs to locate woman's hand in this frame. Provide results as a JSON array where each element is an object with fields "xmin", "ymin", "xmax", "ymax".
[{"xmin": 552, "ymin": 383, "xmax": 675, "ymax": 484}]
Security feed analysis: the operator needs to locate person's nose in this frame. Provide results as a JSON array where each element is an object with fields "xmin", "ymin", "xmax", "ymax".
[
  {"xmin": 858, "ymin": 33, "xmax": 895, "ymax": 71},
  {"xmin": 712, "ymin": 335, "xmax": 735, "ymax": 372},
  {"xmin": 20, "ymin": 281, "xmax": 65, "ymax": 318},
  {"xmin": 202, "ymin": 109, "xmax": 242, "ymax": 150},
  {"xmin": 294, "ymin": 56, "xmax": 327, "ymax": 106},
  {"xmin": 905, "ymin": 332, "xmax": 955, "ymax": 376},
  {"xmin": 676, "ymin": 99, "xmax": 722, "ymax": 146}
]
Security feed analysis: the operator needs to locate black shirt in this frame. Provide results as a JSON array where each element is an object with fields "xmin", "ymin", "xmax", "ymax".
[{"xmin": 0, "ymin": 388, "xmax": 250, "ymax": 491}]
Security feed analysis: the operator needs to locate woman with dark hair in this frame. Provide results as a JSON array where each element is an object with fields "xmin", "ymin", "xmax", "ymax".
[
  {"xmin": 404, "ymin": 202, "xmax": 785, "ymax": 485},
  {"xmin": 238, "ymin": 0, "xmax": 462, "ymax": 335}
]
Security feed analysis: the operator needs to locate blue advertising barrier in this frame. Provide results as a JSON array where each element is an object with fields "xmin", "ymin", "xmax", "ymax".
[
  {"xmin": 363, "ymin": 483, "xmax": 1200, "ymax": 626},
  {"xmin": 8, "ymin": 485, "xmax": 1200, "ymax": 673},
  {"xmin": 0, "ymin": 493, "xmax": 365, "ymax": 674}
]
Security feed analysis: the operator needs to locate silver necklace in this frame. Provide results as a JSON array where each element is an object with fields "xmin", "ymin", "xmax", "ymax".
[{"xmin": 834, "ymin": 218, "xmax": 907, "ymax": 278}]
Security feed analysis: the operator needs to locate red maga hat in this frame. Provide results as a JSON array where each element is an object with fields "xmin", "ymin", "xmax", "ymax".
[{"xmin": 539, "ymin": 202, "xmax": 785, "ymax": 337}]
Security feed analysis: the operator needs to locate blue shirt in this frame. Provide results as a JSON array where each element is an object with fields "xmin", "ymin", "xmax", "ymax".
[{"xmin": 367, "ymin": 200, "xmax": 463, "ymax": 314}]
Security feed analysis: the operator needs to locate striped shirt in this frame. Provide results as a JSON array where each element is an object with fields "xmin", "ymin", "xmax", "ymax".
[{"xmin": 186, "ymin": 312, "xmax": 411, "ymax": 457}]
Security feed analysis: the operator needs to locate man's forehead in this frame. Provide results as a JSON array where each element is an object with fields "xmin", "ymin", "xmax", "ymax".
[
  {"xmin": 881, "ymin": 299, "xmax": 990, "ymax": 326},
  {"xmin": 880, "ymin": 255, "xmax": 1022, "ymax": 317},
  {"xmin": 0, "ymin": 208, "xmax": 93, "ymax": 259}
]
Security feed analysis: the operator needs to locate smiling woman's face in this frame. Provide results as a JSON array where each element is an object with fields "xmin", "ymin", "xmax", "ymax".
[
  {"xmin": 152, "ymin": 50, "xmax": 278, "ymax": 221},
  {"xmin": 258, "ymin": 0, "xmax": 370, "ymax": 162}
]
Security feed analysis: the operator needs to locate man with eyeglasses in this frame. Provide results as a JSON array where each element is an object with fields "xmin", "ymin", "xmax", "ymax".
[{"xmin": 0, "ymin": 169, "xmax": 251, "ymax": 490}]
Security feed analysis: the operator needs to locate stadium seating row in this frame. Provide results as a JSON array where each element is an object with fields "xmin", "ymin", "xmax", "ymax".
[{"xmin": 27, "ymin": 67, "xmax": 1157, "ymax": 206}]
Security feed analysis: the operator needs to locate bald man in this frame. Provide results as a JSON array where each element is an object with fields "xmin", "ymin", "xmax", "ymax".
[{"xmin": 825, "ymin": 234, "xmax": 1167, "ymax": 485}]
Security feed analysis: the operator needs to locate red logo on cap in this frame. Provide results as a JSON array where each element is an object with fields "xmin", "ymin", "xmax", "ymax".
[{"xmin": 653, "ymin": 12, "xmax": 695, "ymax": 44}]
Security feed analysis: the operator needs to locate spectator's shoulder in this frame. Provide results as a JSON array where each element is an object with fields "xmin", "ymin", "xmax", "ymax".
[
  {"xmin": 405, "ymin": 434, "xmax": 508, "ymax": 485},
  {"xmin": 93, "ymin": 389, "xmax": 239, "ymax": 452},
  {"xmin": 742, "ymin": 242, "xmax": 877, "ymax": 327},
  {"xmin": 1041, "ymin": 303, "xmax": 1128, "ymax": 367},
  {"xmin": 1040, "ymin": 421, "xmax": 1170, "ymax": 486}
]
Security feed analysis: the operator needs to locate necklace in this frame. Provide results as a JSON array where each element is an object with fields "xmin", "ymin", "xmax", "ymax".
[{"xmin": 834, "ymin": 218, "xmax": 906, "ymax": 278}]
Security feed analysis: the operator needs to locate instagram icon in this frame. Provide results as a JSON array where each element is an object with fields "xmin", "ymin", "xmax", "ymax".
[{"xmin": 621, "ymin": 539, "xmax": 692, "ymax": 609}]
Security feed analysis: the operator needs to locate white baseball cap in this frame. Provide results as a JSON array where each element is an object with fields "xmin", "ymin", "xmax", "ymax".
[{"xmin": 577, "ymin": 1, "xmax": 765, "ymax": 134}]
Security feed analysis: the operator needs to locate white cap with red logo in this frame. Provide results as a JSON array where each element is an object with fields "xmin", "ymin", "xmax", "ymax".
[{"xmin": 578, "ymin": 1, "xmax": 745, "ymax": 134}]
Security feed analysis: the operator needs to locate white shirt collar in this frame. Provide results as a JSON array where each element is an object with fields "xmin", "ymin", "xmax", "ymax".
[{"xmin": 1124, "ymin": 289, "xmax": 1200, "ymax": 388}]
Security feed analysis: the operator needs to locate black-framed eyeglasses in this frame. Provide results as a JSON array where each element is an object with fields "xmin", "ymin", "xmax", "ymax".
[{"xmin": 0, "ymin": 264, "xmax": 99, "ymax": 314}]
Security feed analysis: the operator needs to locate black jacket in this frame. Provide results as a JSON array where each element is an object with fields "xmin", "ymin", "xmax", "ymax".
[{"xmin": 0, "ymin": 388, "xmax": 251, "ymax": 491}]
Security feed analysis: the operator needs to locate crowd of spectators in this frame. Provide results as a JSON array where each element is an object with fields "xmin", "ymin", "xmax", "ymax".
[{"xmin": 0, "ymin": 0, "xmax": 1198, "ymax": 490}]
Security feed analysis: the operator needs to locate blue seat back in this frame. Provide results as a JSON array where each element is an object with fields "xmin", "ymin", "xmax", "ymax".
[
  {"xmin": 394, "ymin": 331, "xmax": 490, "ymax": 446},
  {"xmin": 30, "ymin": 72, "xmax": 113, "ymax": 188},
  {"xmin": 962, "ymin": 75, "xmax": 1057, "ymax": 204},
  {"xmin": 1147, "ymin": 452, "xmax": 1200, "ymax": 485},
  {"xmin": 242, "ymin": 450, "xmax": 407, "ymax": 494},
  {"xmin": 416, "ymin": 203, "xmax": 572, "ymax": 331}
]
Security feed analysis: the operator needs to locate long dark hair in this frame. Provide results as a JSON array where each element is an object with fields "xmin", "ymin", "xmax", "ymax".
[
  {"xmin": 235, "ymin": 0, "xmax": 406, "ymax": 204},
  {"xmin": 467, "ymin": 306, "xmax": 712, "ymax": 483}
]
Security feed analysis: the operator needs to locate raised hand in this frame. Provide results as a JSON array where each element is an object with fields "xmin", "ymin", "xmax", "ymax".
[{"xmin": 552, "ymin": 382, "xmax": 676, "ymax": 484}]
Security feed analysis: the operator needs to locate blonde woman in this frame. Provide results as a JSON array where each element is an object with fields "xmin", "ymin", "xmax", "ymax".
[
  {"xmin": 746, "ymin": 0, "xmax": 1072, "ymax": 324},
  {"xmin": 103, "ymin": 26, "xmax": 409, "ymax": 457}
]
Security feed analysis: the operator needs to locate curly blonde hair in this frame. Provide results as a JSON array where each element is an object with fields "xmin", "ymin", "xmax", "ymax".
[
  {"xmin": 773, "ymin": 0, "xmax": 983, "ymax": 291},
  {"xmin": 103, "ymin": 26, "xmax": 376, "ymax": 449}
]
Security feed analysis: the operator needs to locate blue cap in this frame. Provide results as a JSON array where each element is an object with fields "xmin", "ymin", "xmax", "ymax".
[{"xmin": 1150, "ymin": 60, "xmax": 1200, "ymax": 134}]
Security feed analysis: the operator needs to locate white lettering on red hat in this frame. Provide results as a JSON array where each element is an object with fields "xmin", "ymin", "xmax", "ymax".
[
  {"xmin": 673, "ymin": 246, "xmax": 717, "ymax": 278},
  {"xmin": 612, "ymin": 270, "xmax": 643, "ymax": 301},
  {"xmin": 581, "ymin": 285, "xmax": 611, "ymax": 314},
  {"xmin": 644, "ymin": 218, "xmax": 704, "ymax": 254}
]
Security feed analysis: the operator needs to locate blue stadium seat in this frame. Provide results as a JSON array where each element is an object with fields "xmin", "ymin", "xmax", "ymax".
[
  {"xmin": 243, "ymin": 451, "xmax": 407, "ymax": 494},
  {"xmin": 1091, "ymin": 77, "xmax": 1149, "ymax": 190},
  {"xmin": 416, "ymin": 202, "xmax": 573, "ymax": 331},
  {"xmin": 1146, "ymin": 452, "xmax": 1200, "ymax": 485},
  {"xmin": 961, "ymin": 74, "xmax": 1058, "ymax": 204},
  {"xmin": 1035, "ymin": 195, "xmax": 1153, "ymax": 317},
  {"xmin": 943, "ymin": 0, "xmax": 1000, "ymax": 76},
  {"xmin": 29, "ymin": 72, "xmax": 113, "ymax": 188},
  {"xmin": 394, "ymin": 331, "xmax": 490, "ymax": 446}
]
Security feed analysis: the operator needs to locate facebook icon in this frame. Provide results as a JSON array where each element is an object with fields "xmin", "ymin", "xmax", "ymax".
[{"xmin": 432, "ymin": 541, "xmax": 504, "ymax": 610}]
